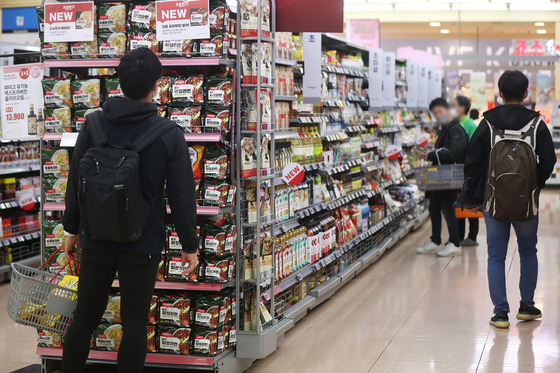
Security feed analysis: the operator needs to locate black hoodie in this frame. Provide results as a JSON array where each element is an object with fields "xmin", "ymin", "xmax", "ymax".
[
  {"xmin": 464, "ymin": 104, "xmax": 557, "ymax": 204},
  {"xmin": 63, "ymin": 97, "xmax": 199, "ymax": 254}
]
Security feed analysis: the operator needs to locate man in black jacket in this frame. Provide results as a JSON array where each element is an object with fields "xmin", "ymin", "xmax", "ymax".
[
  {"xmin": 61, "ymin": 48, "xmax": 199, "ymax": 372},
  {"xmin": 416, "ymin": 98, "xmax": 468, "ymax": 257},
  {"xmin": 464, "ymin": 70, "xmax": 556, "ymax": 329}
]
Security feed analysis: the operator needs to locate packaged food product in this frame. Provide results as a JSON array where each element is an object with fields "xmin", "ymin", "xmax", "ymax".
[
  {"xmin": 167, "ymin": 222, "xmax": 182, "ymax": 254},
  {"xmin": 200, "ymin": 258, "xmax": 230, "ymax": 283},
  {"xmin": 165, "ymin": 254, "xmax": 198, "ymax": 282},
  {"xmin": 205, "ymin": 105, "xmax": 229, "ymax": 133},
  {"xmin": 210, "ymin": 0, "xmax": 230, "ymax": 31},
  {"xmin": 147, "ymin": 325, "xmax": 156, "ymax": 352},
  {"xmin": 148, "ymin": 295, "xmax": 158, "ymax": 324},
  {"xmin": 229, "ymin": 324, "xmax": 236, "ymax": 346},
  {"xmin": 36, "ymin": 7, "xmax": 45, "ymax": 34},
  {"xmin": 37, "ymin": 329, "xmax": 63, "ymax": 348},
  {"xmin": 203, "ymin": 145, "xmax": 228, "ymax": 180},
  {"xmin": 103, "ymin": 294, "xmax": 121, "ymax": 323},
  {"xmin": 74, "ymin": 108, "xmax": 102, "ymax": 132},
  {"xmin": 240, "ymin": 0, "xmax": 258, "ymax": 37},
  {"xmin": 72, "ymin": 78, "xmax": 101, "ymax": 109},
  {"xmin": 70, "ymin": 35, "xmax": 98, "ymax": 59},
  {"xmin": 153, "ymin": 77, "xmax": 171, "ymax": 105},
  {"xmin": 192, "ymin": 329, "xmax": 218, "ymax": 356},
  {"xmin": 206, "ymin": 76, "xmax": 232, "ymax": 106},
  {"xmin": 158, "ymin": 325, "xmax": 190, "ymax": 355},
  {"xmin": 169, "ymin": 104, "xmax": 203, "ymax": 133},
  {"xmin": 171, "ymin": 74, "xmax": 204, "ymax": 104},
  {"xmin": 202, "ymin": 181, "xmax": 229, "ymax": 207},
  {"xmin": 189, "ymin": 145, "xmax": 205, "ymax": 179},
  {"xmin": 200, "ymin": 31, "xmax": 225, "ymax": 57},
  {"xmin": 43, "ymin": 248, "xmax": 79, "ymax": 276},
  {"xmin": 42, "ymin": 78, "xmax": 71, "ymax": 108},
  {"xmin": 98, "ymin": 3, "xmax": 127, "ymax": 33},
  {"xmin": 241, "ymin": 44, "xmax": 254, "ymax": 84},
  {"xmin": 158, "ymin": 295, "xmax": 191, "ymax": 327},
  {"xmin": 42, "ymin": 147, "xmax": 69, "ymax": 179},
  {"xmin": 190, "ymin": 7, "xmax": 208, "ymax": 26},
  {"xmin": 98, "ymin": 32, "xmax": 127, "ymax": 58},
  {"xmin": 156, "ymin": 255, "xmax": 166, "ymax": 281},
  {"xmin": 128, "ymin": 2, "xmax": 156, "ymax": 31},
  {"xmin": 194, "ymin": 297, "xmax": 220, "ymax": 329},
  {"xmin": 43, "ymin": 178, "xmax": 67, "ymax": 203},
  {"xmin": 44, "ymin": 107, "xmax": 72, "ymax": 133},
  {"xmin": 95, "ymin": 323, "xmax": 123, "ymax": 351},
  {"xmin": 42, "ymin": 43, "xmax": 69, "ymax": 59},
  {"xmin": 202, "ymin": 220, "xmax": 227, "ymax": 258},
  {"xmin": 157, "ymin": 106, "xmax": 167, "ymax": 118},
  {"xmin": 104, "ymin": 77, "xmax": 123, "ymax": 99},
  {"xmin": 241, "ymin": 137, "xmax": 257, "ymax": 178},
  {"xmin": 160, "ymin": 39, "xmax": 196, "ymax": 57},
  {"xmin": 129, "ymin": 30, "xmax": 160, "ymax": 54},
  {"xmin": 42, "ymin": 219, "xmax": 65, "ymax": 249}
]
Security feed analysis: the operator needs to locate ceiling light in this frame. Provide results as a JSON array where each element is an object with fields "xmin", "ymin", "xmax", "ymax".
[
  {"xmin": 429, "ymin": 22, "xmax": 441, "ymax": 27},
  {"xmin": 451, "ymin": 3, "xmax": 507, "ymax": 10},
  {"xmin": 440, "ymin": 29, "xmax": 450, "ymax": 34},
  {"xmin": 535, "ymin": 22, "xmax": 545, "ymax": 27},
  {"xmin": 492, "ymin": 0, "xmax": 550, "ymax": 2},
  {"xmin": 537, "ymin": 29, "xmax": 547, "ymax": 34},
  {"xmin": 430, "ymin": 0, "xmax": 488, "ymax": 2}
]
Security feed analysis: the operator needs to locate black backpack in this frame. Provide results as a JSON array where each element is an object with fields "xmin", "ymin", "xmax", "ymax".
[
  {"xmin": 483, "ymin": 117, "xmax": 539, "ymax": 221},
  {"xmin": 78, "ymin": 111, "xmax": 176, "ymax": 242}
]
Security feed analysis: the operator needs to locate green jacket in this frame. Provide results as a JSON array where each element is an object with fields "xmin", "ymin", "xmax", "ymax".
[{"xmin": 459, "ymin": 115, "xmax": 477, "ymax": 139}]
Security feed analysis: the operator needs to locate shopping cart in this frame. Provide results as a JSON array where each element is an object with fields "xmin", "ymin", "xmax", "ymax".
[
  {"xmin": 6, "ymin": 249, "xmax": 79, "ymax": 335},
  {"xmin": 414, "ymin": 164, "xmax": 465, "ymax": 191}
]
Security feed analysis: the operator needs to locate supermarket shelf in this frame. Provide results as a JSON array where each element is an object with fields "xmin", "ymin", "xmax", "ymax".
[
  {"xmin": 0, "ymin": 231, "xmax": 41, "ymax": 249},
  {"xmin": 47, "ymin": 202, "xmax": 231, "ymax": 216},
  {"xmin": 42, "ymin": 202, "xmax": 65, "ymax": 211},
  {"xmin": 282, "ymin": 295, "xmax": 316, "ymax": 323},
  {"xmin": 43, "ymin": 132, "xmax": 226, "ymax": 146},
  {"xmin": 241, "ymin": 36, "xmax": 275, "ymax": 43},
  {"xmin": 0, "ymin": 163, "xmax": 40, "ymax": 175},
  {"xmin": 0, "ymin": 254, "xmax": 41, "ymax": 276},
  {"xmin": 378, "ymin": 126, "xmax": 404, "ymax": 134},
  {"xmin": 0, "ymin": 199, "xmax": 22, "ymax": 210},
  {"xmin": 276, "ymin": 215, "xmax": 301, "ymax": 234},
  {"xmin": 275, "ymin": 95, "xmax": 298, "ymax": 102},
  {"xmin": 303, "ymin": 162, "xmax": 325, "ymax": 172},
  {"xmin": 275, "ymin": 58, "xmax": 298, "ymax": 66},
  {"xmin": 241, "ymin": 83, "xmax": 275, "ymax": 89},
  {"xmin": 112, "ymin": 279, "xmax": 234, "ymax": 292},
  {"xmin": 276, "ymin": 318, "xmax": 295, "ymax": 337},
  {"xmin": 43, "ymin": 57, "xmax": 234, "ymax": 68},
  {"xmin": 184, "ymin": 133, "xmax": 224, "ymax": 143},
  {"xmin": 38, "ymin": 347, "xmax": 234, "ymax": 368},
  {"xmin": 322, "ymin": 65, "xmax": 368, "ymax": 79},
  {"xmin": 274, "ymin": 131, "xmax": 299, "ymax": 140},
  {"xmin": 289, "ymin": 116, "xmax": 330, "ymax": 124}
]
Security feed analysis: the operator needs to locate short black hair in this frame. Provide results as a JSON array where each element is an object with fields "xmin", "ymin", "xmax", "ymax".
[
  {"xmin": 118, "ymin": 48, "xmax": 162, "ymax": 100},
  {"xmin": 455, "ymin": 96, "xmax": 471, "ymax": 115},
  {"xmin": 429, "ymin": 97, "xmax": 449, "ymax": 111},
  {"xmin": 498, "ymin": 70, "xmax": 528, "ymax": 103},
  {"xmin": 470, "ymin": 109, "xmax": 479, "ymax": 120}
]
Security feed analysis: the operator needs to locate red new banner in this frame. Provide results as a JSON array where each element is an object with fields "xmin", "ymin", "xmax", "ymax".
[
  {"xmin": 276, "ymin": 0, "xmax": 343, "ymax": 32},
  {"xmin": 44, "ymin": 2, "xmax": 94, "ymax": 42}
]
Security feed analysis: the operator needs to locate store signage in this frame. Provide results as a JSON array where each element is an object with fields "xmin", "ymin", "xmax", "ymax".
[
  {"xmin": 302, "ymin": 33, "xmax": 322, "ymax": 104},
  {"xmin": 417, "ymin": 64, "xmax": 428, "ymax": 110},
  {"xmin": 18, "ymin": 180, "xmax": 36, "ymax": 211},
  {"xmin": 512, "ymin": 39, "xmax": 559, "ymax": 56},
  {"xmin": 276, "ymin": 0, "xmax": 343, "ymax": 32},
  {"xmin": 470, "ymin": 72, "xmax": 487, "ymax": 110},
  {"xmin": 282, "ymin": 163, "xmax": 305, "ymax": 185},
  {"xmin": 368, "ymin": 48, "xmax": 383, "ymax": 111},
  {"xmin": 44, "ymin": 2, "xmax": 94, "ymax": 43},
  {"xmin": 0, "ymin": 63, "xmax": 43, "ymax": 141},
  {"xmin": 346, "ymin": 19, "xmax": 379, "ymax": 49},
  {"xmin": 536, "ymin": 72, "xmax": 552, "ymax": 124},
  {"xmin": 416, "ymin": 133, "xmax": 430, "ymax": 147},
  {"xmin": 385, "ymin": 145, "xmax": 400, "ymax": 160},
  {"xmin": 428, "ymin": 69, "xmax": 442, "ymax": 101},
  {"xmin": 381, "ymin": 52, "xmax": 395, "ymax": 110},
  {"xmin": 406, "ymin": 60, "xmax": 418, "ymax": 110},
  {"xmin": 155, "ymin": 0, "xmax": 210, "ymax": 41},
  {"xmin": 2, "ymin": 7, "xmax": 39, "ymax": 31}
]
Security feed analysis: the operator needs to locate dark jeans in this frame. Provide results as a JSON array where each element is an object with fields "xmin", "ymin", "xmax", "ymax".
[
  {"xmin": 62, "ymin": 249, "xmax": 159, "ymax": 373},
  {"xmin": 458, "ymin": 217, "xmax": 479, "ymax": 241},
  {"xmin": 429, "ymin": 190, "xmax": 460, "ymax": 246}
]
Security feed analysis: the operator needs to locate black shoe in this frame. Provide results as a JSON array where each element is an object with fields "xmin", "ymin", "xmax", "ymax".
[
  {"xmin": 516, "ymin": 303, "xmax": 542, "ymax": 321},
  {"xmin": 489, "ymin": 311, "xmax": 510, "ymax": 328}
]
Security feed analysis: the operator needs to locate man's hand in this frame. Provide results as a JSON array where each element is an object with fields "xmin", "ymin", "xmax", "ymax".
[
  {"xmin": 64, "ymin": 235, "xmax": 79, "ymax": 257},
  {"xmin": 181, "ymin": 251, "xmax": 199, "ymax": 276}
]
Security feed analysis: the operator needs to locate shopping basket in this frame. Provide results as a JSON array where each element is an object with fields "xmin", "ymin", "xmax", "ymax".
[
  {"xmin": 414, "ymin": 164, "xmax": 465, "ymax": 191},
  {"xmin": 6, "ymin": 249, "xmax": 79, "ymax": 336}
]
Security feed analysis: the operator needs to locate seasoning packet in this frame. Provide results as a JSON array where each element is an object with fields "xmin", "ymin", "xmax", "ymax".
[
  {"xmin": 204, "ymin": 105, "xmax": 229, "ymax": 134},
  {"xmin": 70, "ymin": 35, "xmax": 98, "ymax": 59},
  {"xmin": 128, "ymin": 30, "xmax": 160, "ymax": 54},
  {"xmin": 158, "ymin": 295, "xmax": 191, "ymax": 327},
  {"xmin": 95, "ymin": 323, "xmax": 123, "ymax": 351},
  {"xmin": 43, "ymin": 177, "xmax": 67, "ymax": 203},
  {"xmin": 128, "ymin": 2, "xmax": 156, "ymax": 31},
  {"xmin": 206, "ymin": 75, "xmax": 233, "ymax": 106},
  {"xmin": 169, "ymin": 104, "xmax": 203, "ymax": 133},
  {"xmin": 158, "ymin": 325, "xmax": 191, "ymax": 355},
  {"xmin": 43, "ymin": 77, "xmax": 72, "ymax": 108},
  {"xmin": 98, "ymin": 3, "xmax": 127, "ymax": 33},
  {"xmin": 103, "ymin": 294, "xmax": 121, "ymax": 323},
  {"xmin": 98, "ymin": 32, "xmax": 127, "ymax": 58},
  {"xmin": 203, "ymin": 145, "xmax": 228, "ymax": 180},
  {"xmin": 72, "ymin": 79, "xmax": 101, "ymax": 109},
  {"xmin": 42, "ymin": 42, "xmax": 69, "ymax": 59}
]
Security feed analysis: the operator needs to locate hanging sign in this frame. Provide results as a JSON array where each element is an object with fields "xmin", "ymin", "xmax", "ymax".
[
  {"xmin": 416, "ymin": 133, "xmax": 430, "ymax": 147},
  {"xmin": 368, "ymin": 48, "xmax": 383, "ymax": 111},
  {"xmin": 156, "ymin": 0, "xmax": 210, "ymax": 41},
  {"xmin": 302, "ymin": 33, "xmax": 322, "ymax": 104},
  {"xmin": 282, "ymin": 163, "xmax": 305, "ymax": 185},
  {"xmin": 381, "ymin": 52, "xmax": 395, "ymax": 110},
  {"xmin": 406, "ymin": 60, "xmax": 418, "ymax": 110},
  {"xmin": 18, "ymin": 179, "xmax": 36, "ymax": 211},
  {"xmin": 44, "ymin": 2, "xmax": 94, "ymax": 43},
  {"xmin": 385, "ymin": 145, "xmax": 400, "ymax": 160},
  {"xmin": 276, "ymin": 0, "xmax": 343, "ymax": 32},
  {"xmin": 417, "ymin": 64, "xmax": 428, "ymax": 110}
]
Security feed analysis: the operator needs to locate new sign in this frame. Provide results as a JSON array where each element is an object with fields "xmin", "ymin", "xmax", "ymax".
[
  {"xmin": 44, "ymin": 2, "xmax": 94, "ymax": 43},
  {"xmin": 282, "ymin": 163, "xmax": 305, "ymax": 185},
  {"xmin": 156, "ymin": 0, "xmax": 210, "ymax": 41}
]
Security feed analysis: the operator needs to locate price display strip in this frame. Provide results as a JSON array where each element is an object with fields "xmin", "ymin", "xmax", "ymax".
[{"xmin": 0, "ymin": 231, "xmax": 40, "ymax": 248}]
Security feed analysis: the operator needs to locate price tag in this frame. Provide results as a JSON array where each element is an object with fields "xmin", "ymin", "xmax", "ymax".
[
  {"xmin": 156, "ymin": 0, "xmax": 210, "ymax": 41},
  {"xmin": 44, "ymin": 2, "xmax": 94, "ymax": 42}
]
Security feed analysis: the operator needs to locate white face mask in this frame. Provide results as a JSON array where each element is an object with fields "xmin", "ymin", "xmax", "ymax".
[
  {"xmin": 436, "ymin": 116, "xmax": 449, "ymax": 126},
  {"xmin": 450, "ymin": 108, "xmax": 458, "ymax": 118}
]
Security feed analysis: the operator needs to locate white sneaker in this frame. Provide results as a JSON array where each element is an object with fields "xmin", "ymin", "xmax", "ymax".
[
  {"xmin": 416, "ymin": 241, "xmax": 444, "ymax": 254},
  {"xmin": 436, "ymin": 243, "xmax": 462, "ymax": 257}
]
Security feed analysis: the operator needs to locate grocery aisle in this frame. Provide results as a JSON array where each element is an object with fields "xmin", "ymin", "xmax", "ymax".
[{"xmin": 249, "ymin": 190, "xmax": 560, "ymax": 373}]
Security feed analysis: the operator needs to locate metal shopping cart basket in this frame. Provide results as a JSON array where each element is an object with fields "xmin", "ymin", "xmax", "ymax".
[
  {"xmin": 414, "ymin": 164, "xmax": 465, "ymax": 191},
  {"xmin": 6, "ymin": 250, "xmax": 79, "ymax": 336}
]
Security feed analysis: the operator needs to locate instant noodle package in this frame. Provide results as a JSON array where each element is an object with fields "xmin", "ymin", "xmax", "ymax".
[
  {"xmin": 95, "ymin": 323, "xmax": 123, "ymax": 351},
  {"xmin": 158, "ymin": 325, "xmax": 191, "ymax": 355},
  {"xmin": 158, "ymin": 295, "xmax": 191, "ymax": 327}
]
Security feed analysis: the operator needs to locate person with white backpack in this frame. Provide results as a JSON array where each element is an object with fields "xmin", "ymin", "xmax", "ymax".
[{"xmin": 463, "ymin": 70, "xmax": 556, "ymax": 328}]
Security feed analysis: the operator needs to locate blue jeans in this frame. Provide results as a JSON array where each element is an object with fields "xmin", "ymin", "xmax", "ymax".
[{"xmin": 483, "ymin": 211, "xmax": 539, "ymax": 314}]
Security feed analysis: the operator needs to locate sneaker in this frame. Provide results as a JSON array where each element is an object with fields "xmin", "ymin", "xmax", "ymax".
[
  {"xmin": 490, "ymin": 311, "xmax": 510, "ymax": 328},
  {"xmin": 436, "ymin": 243, "xmax": 462, "ymax": 257},
  {"xmin": 460, "ymin": 238, "xmax": 478, "ymax": 247},
  {"xmin": 516, "ymin": 303, "xmax": 542, "ymax": 321},
  {"xmin": 416, "ymin": 241, "xmax": 443, "ymax": 254}
]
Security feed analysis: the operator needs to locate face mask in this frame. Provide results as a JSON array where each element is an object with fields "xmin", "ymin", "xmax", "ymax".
[
  {"xmin": 450, "ymin": 108, "xmax": 458, "ymax": 118},
  {"xmin": 436, "ymin": 116, "xmax": 448, "ymax": 126}
]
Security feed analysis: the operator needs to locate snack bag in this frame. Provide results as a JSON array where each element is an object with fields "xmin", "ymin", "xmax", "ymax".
[
  {"xmin": 158, "ymin": 295, "xmax": 191, "ymax": 327},
  {"xmin": 72, "ymin": 79, "xmax": 101, "ymax": 109},
  {"xmin": 192, "ymin": 329, "xmax": 218, "ymax": 356},
  {"xmin": 98, "ymin": 32, "xmax": 127, "ymax": 58}
]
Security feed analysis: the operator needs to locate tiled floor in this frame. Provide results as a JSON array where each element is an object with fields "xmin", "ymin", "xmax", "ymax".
[{"xmin": 1, "ymin": 190, "xmax": 559, "ymax": 373}]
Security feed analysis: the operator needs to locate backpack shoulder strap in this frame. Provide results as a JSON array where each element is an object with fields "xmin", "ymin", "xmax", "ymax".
[
  {"xmin": 520, "ymin": 117, "xmax": 539, "ymax": 149},
  {"xmin": 86, "ymin": 110, "xmax": 109, "ymax": 147},
  {"xmin": 131, "ymin": 115, "xmax": 178, "ymax": 153},
  {"xmin": 486, "ymin": 120, "xmax": 503, "ymax": 148}
]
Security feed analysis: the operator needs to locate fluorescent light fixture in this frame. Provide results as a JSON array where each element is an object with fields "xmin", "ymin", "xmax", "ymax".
[
  {"xmin": 535, "ymin": 22, "xmax": 545, "ymax": 27},
  {"xmin": 344, "ymin": 3, "xmax": 394, "ymax": 11},
  {"xmin": 394, "ymin": 3, "xmax": 450, "ymax": 11},
  {"xmin": 429, "ymin": 22, "xmax": 441, "ymax": 27},
  {"xmin": 537, "ymin": 29, "xmax": 547, "ymax": 34},
  {"xmin": 440, "ymin": 29, "xmax": 450, "ymax": 34},
  {"xmin": 451, "ymin": 3, "xmax": 507, "ymax": 10}
]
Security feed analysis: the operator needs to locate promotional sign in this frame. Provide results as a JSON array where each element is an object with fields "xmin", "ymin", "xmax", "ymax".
[
  {"xmin": 0, "ymin": 63, "xmax": 43, "ymax": 141},
  {"xmin": 381, "ymin": 52, "xmax": 395, "ymax": 110},
  {"xmin": 302, "ymin": 33, "xmax": 322, "ymax": 104},
  {"xmin": 368, "ymin": 48, "xmax": 383, "ymax": 111},
  {"xmin": 44, "ymin": 2, "xmax": 94, "ymax": 42},
  {"xmin": 156, "ymin": 0, "xmax": 210, "ymax": 41},
  {"xmin": 428, "ymin": 69, "xmax": 442, "ymax": 101},
  {"xmin": 470, "ymin": 72, "xmax": 487, "ymax": 110},
  {"xmin": 417, "ymin": 64, "xmax": 428, "ymax": 110},
  {"xmin": 406, "ymin": 60, "xmax": 418, "ymax": 110},
  {"xmin": 346, "ymin": 19, "xmax": 380, "ymax": 49},
  {"xmin": 416, "ymin": 133, "xmax": 430, "ymax": 147},
  {"xmin": 385, "ymin": 145, "xmax": 400, "ymax": 160},
  {"xmin": 536, "ymin": 72, "xmax": 553, "ymax": 123},
  {"xmin": 282, "ymin": 163, "xmax": 305, "ymax": 185},
  {"xmin": 276, "ymin": 0, "xmax": 343, "ymax": 32},
  {"xmin": 18, "ymin": 179, "xmax": 36, "ymax": 211}
]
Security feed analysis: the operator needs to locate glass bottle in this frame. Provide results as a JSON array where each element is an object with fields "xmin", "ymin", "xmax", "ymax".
[{"xmin": 27, "ymin": 104, "xmax": 37, "ymax": 135}]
